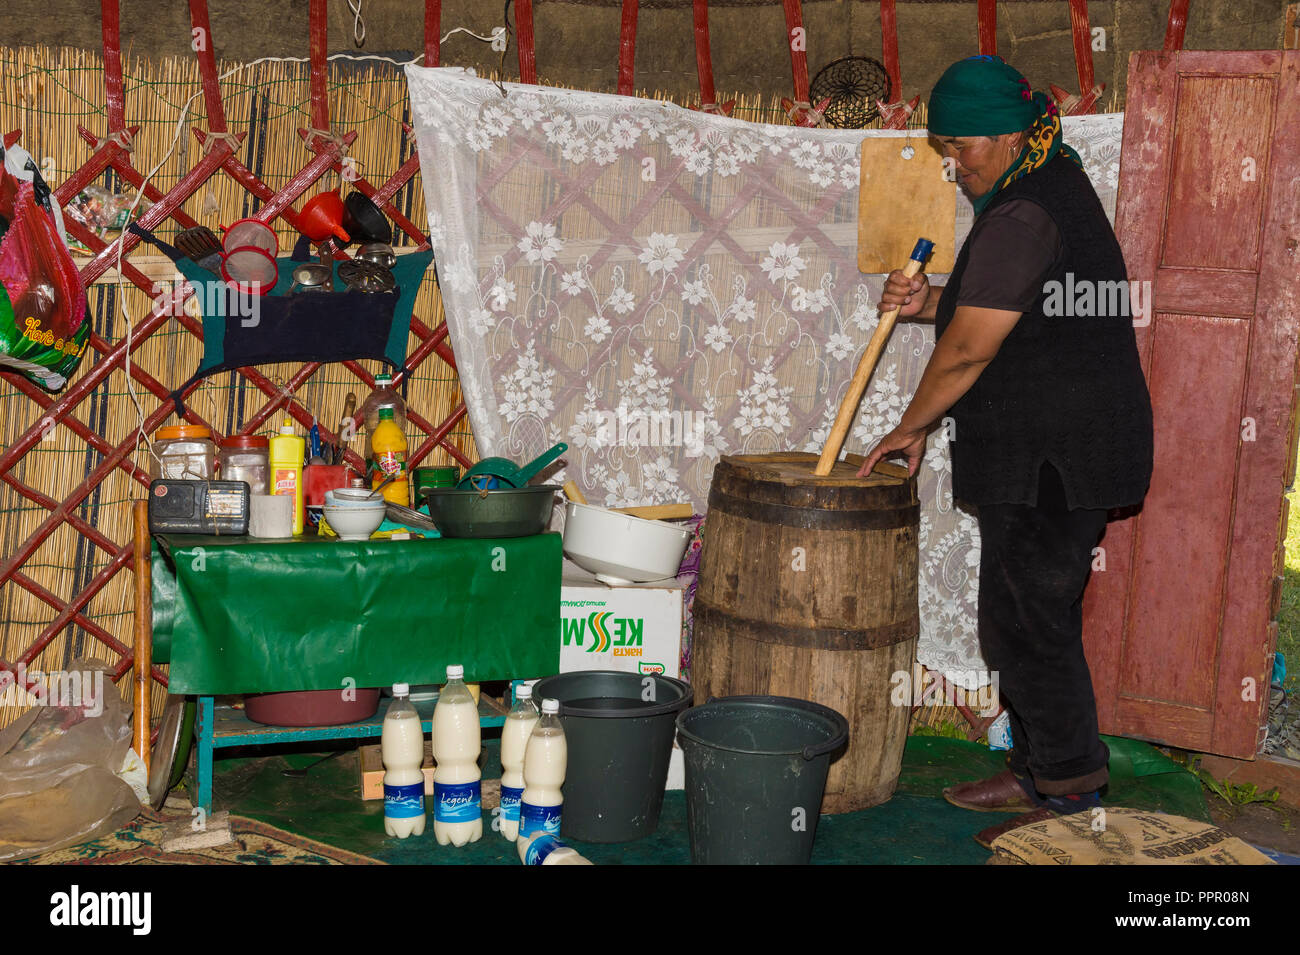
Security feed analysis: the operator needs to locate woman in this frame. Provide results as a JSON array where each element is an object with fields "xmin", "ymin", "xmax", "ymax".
[{"xmin": 856, "ymin": 55, "xmax": 1153, "ymax": 841}]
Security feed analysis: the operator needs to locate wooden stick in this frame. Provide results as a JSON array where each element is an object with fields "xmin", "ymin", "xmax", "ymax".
[
  {"xmin": 132, "ymin": 499, "xmax": 153, "ymax": 773},
  {"xmin": 816, "ymin": 238, "xmax": 934, "ymax": 476},
  {"xmin": 563, "ymin": 480, "xmax": 588, "ymax": 505},
  {"xmin": 611, "ymin": 503, "xmax": 694, "ymax": 520}
]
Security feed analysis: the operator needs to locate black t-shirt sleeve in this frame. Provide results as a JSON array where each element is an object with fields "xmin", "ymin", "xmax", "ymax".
[{"xmin": 955, "ymin": 199, "xmax": 1062, "ymax": 313}]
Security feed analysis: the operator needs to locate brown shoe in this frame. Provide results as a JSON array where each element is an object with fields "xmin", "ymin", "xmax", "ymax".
[
  {"xmin": 942, "ymin": 769, "xmax": 1042, "ymax": 813},
  {"xmin": 974, "ymin": 807, "xmax": 1056, "ymax": 849}
]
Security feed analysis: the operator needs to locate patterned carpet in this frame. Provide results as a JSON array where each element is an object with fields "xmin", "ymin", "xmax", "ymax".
[{"xmin": 9, "ymin": 808, "xmax": 384, "ymax": 865}]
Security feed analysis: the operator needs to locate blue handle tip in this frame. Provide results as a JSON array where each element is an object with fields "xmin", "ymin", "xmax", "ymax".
[{"xmin": 910, "ymin": 238, "xmax": 935, "ymax": 263}]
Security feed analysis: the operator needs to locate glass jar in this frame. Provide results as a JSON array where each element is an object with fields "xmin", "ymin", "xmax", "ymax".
[
  {"xmin": 153, "ymin": 425, "xmax": 216, "ymax": 481},
  {"xmin": 217, "ymin": 435, "xmax": 270, "ymax": 495}
]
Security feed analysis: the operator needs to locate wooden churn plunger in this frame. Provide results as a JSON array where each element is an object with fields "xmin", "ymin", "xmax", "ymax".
[{"xmin": 815, "ymin": 237, "xmax": 935, "ymax": 475}]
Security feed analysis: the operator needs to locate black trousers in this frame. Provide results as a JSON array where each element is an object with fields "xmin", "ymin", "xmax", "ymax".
[{"xmin": 976, "ymin": 462, "xmax": 1111, "ymax": 796}]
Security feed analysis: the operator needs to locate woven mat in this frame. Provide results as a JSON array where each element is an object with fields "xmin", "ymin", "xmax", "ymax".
[
  {"xmin": 8, "ymin": 808, "xmax": 384, "ymax": 866},
  {"xmin": 989, "ymin": 808, "xmax": 1275, "ymax": 866}
]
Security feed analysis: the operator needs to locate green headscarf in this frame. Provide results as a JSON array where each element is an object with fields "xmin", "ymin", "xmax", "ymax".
[{"xmin": 928, "ymin": 55, "xmax": 1084, "ymax": 215}]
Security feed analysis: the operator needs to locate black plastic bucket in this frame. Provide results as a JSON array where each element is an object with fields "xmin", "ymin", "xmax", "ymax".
[
  {"xmin": 676, "ymin": 695, "xmax": 849, "ymax": 864},
  {"xmin": 531, "ymin": 670, "xmax": 692, "ymax": 843}
]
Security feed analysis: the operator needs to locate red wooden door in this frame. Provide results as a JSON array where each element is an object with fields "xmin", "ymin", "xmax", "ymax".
[{"xmin": 1082, "ymin": 50, "xmax": 1300, "ymax": 759}]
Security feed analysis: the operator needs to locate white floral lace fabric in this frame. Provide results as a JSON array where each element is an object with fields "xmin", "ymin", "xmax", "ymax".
[{"xmin": 406, "ymin": 66, "xmax": 1124, "ymax": 689}]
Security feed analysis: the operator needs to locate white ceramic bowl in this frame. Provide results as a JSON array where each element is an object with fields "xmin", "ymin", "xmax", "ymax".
[
  {"xmin": 562, "ymin": 501, "xmax": 692, "ymax": 585},
  {"xmin": 323, "ymin": 502, "xmax": 386, "ymax": 541},
  {"xmin": 326, "ymin": 488, "xmax": 383, "ymax": 508}
]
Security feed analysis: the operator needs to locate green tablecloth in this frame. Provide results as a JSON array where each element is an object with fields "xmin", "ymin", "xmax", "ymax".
[{"xmin": 151, "ymin": 533, "xmax": 562, "ymax": 694}]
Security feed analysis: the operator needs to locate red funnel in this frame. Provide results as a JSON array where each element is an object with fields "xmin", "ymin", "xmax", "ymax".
[{"xmin": 298, "ymin": 190, "xmax": 351, "ymax": 244}]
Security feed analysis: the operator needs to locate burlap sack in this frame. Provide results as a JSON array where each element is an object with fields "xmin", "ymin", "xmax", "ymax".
[{"xmin": 990, "ymin": 808, "xmax": 1275, "ymax": 865}]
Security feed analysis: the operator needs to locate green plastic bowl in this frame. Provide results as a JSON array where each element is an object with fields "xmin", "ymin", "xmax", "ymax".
[{"xmin": 419, "ymin": 485, "xmax": 559, "ymax": 538}]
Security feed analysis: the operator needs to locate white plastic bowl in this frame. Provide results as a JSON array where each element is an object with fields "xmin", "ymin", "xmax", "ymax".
[
  {"xmin": 562, "ymin": 501, "xmax": 692, "ymax": 585},
  {"xmin": 323, "ymin": 502, "xmax": 386, "ymax": 541}
]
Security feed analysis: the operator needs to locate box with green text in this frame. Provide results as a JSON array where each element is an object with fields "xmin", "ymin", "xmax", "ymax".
[{"xmin": 559, "ymin": 562, "xmax": 684, "ymax": 679}]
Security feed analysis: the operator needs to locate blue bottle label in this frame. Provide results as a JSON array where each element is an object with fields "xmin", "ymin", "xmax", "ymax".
[
  {"xmin": 519, "ymin": 801, "xmax": 562, "ymax": 837},
  {"xmin": 434, "ymin": 780, "xmax": 482, "ymax": 823},
  {"xmin": 383, "ymin": 782, "xmax": 425, "ymax": 819},
  {"xmin": 524, "ymin": 833, "xmax": 564, "ymax": 865},
  {"xmin": 500, "ymin": 785, "xmax": 524, "ymax": 823}
]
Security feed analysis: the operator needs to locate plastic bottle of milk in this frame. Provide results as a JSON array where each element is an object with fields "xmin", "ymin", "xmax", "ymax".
[
  {"xmin": 432, "ymin": 665, "xmax": 483, "ymax": 846},
  {"xmin": 382, "ymin": 683, "xmax": 426, "ymax": 839},
  {"xmin": 519, "ymin": 698, "xmax": 566, "ymax": 840},
  {"xmin": 517, "ymin": 831, "xmax": 593, "ymax": 865},
  {"xmin": 499, "ymin": 684, "xmax": 540, "ymax": 842}
]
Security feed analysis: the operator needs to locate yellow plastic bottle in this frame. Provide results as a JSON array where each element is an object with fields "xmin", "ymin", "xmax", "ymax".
[
  {"xmin": 370, "ymin": 407, "xmax": 409, "ymax": 506},
  {"xmin": 269, "ymin": 418, "xmax": 306, "ymax": 534}
]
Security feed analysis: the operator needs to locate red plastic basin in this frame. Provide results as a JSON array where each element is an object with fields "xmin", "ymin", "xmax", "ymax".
[{"xmin": 243, "ymin": 688, "xmax": 380, "ymax": 727}]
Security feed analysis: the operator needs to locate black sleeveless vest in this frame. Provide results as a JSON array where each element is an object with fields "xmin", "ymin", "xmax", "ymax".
[{"xmin": 934, "ymin": 154, "xmax": 1153, "ymax": 509}]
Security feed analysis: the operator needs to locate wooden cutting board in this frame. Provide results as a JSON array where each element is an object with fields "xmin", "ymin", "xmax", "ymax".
[{"xmin": 857, "ymin": 138, "xmax": 956, "ymax": 274}]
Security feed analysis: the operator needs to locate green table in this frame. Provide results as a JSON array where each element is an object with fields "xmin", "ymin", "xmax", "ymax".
[{"xmin": 150, "ymin": 532, "xmax": 562, "ymax": 811}]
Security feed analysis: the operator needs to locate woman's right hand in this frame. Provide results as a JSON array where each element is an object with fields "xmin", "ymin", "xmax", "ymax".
[{"xmin": 880, "ymin": 269, "xmax": 930, "ymax": 319}]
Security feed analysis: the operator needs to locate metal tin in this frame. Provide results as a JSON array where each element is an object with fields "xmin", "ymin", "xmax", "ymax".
[{"xmin": 415, "ymin": 465, "xmax": 460, "ymax": 491}]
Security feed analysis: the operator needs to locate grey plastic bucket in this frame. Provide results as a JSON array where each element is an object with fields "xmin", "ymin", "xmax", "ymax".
[
  {"xmin": 675, "ymin": 695, "xmax": 849, "ymax": 865},
  {"xmin": 531, "ymin": 670, "xmax": 692, "ymax": 843}
]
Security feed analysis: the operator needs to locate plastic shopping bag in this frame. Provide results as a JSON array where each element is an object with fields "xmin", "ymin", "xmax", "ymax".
[
  {"xmin": 0, "ymin": 143, "xmax": 89, "ymax": 391},
  {"xmin": 0, "ymin": 660, "xmax": 141, "ymax": 861}
]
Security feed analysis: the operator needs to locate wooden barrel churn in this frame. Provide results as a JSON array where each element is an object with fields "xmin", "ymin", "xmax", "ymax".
[{"xmin": 691, "ymin": 451, "xmax": 919, "ymax": 813}]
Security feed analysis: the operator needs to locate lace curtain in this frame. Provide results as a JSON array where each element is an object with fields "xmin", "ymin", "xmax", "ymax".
[{"xmin": 406, "ymin": 66, "xmax": 1124, "ymax": 689}]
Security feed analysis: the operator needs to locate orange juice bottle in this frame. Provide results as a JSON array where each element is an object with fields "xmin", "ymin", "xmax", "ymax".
[
  {"xmin": 269, "ymin": 418, "xmax": 306, "ymax": 534},
  {"xmin": 370, "ymin": 407, "xmax": 409, "ymax": 505}
]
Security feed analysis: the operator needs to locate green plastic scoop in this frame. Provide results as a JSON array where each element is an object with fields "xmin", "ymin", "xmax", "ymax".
[{"xmin": 458, "ymin": 442, "xmax": 568, "ymax": 489}]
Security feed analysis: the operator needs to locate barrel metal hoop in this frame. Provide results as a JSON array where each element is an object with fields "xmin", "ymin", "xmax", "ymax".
[
  {"xmin": 692, "ymin": 598, "xmax": 919, "ymax": 651},
  {"xmin": 706, "ymin": 489, "xmax": 919, "ymax": 531}
]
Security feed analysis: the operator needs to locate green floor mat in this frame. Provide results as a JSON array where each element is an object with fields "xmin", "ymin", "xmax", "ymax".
[
  {"xmin": 197, "ymin": 732, "xmax": 1209, "ymax": 864},
  {"xmin": 900, "ymin": 735, "xmax": 1210, "ymax": 822}
]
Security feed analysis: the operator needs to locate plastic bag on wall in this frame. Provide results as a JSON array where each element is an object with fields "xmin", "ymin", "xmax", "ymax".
[
  {"xmin": 0, "ymin": 659, "xmax": 140, "ymax": 861},
  {"xmin": 0, "ymin": 143, "xmax": 89, "ymax": 391}
]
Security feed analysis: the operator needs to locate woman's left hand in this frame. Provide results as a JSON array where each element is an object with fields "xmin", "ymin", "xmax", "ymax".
[{"xmin": 856, "ymin": 424, "xmax": 928, "ymax": 478}]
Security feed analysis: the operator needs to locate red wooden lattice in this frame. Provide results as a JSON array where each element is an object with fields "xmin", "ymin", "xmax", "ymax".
[
  {"xmin": 0, "ymin": 0, "xmax": 467, "ymax": 699},
  {"xmin": 978, "ymin": 0, "xmax": 998, "ymax": 56},
  {"xmin": 691, "ymin": 0, "xmax": 736, "ymax": 117},
  {"xmin": 1164, "ymin": 0, "xmax": 1191, "ymax": 51},
  {"xmin": 878, "ymin": 0, "xmax": 920, "ymax": 129}
]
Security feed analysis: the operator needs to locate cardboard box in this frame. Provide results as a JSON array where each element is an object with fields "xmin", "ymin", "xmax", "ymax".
[
  {"xmin": 560, "ymin": 559, "xmax": 687, "ymax": 789},
  {"xmin": 560, "ymin": 560, "xmax": 684, "ymax": 678},
  {"xmin": 359, "ymin": 740, "xmax": 434, "ymax": 801}
]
